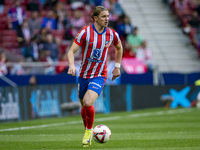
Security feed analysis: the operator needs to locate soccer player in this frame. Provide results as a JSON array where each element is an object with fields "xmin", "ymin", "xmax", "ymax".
[{"xmin": 67, "ymin": 6, "xmax": 123, "ymax": 147}]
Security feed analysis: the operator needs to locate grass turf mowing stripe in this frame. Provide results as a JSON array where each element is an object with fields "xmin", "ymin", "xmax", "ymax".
[
  {"xmin": 0, "ymin": 108, "xmax": 199, "ymax": 150},
  {"xmin": 1, "ymin": 131, "xmax": 199, "ymax": 141},
  {"xmin": 0, "ymin": 108, "xmax": 194, "ymax": 132}
]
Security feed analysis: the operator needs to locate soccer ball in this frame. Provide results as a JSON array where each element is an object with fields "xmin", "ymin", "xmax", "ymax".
[{"xmin": 93, "ymin": 125, "xmax": 111, "ymax": 143}]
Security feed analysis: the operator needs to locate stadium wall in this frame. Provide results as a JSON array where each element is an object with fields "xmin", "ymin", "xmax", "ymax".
[{"xmin": 0, "ymin": 84, "xmax": 199, "ymax": 122}]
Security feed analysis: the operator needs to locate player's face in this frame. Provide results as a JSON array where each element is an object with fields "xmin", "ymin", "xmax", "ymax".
[{"xmin": 96, "ymin": 11, "xmax": 109, "ymax": 28}]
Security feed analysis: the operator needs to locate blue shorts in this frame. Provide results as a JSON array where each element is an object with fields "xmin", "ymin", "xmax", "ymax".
[{"xmin": 78, "ymin": 77, "xmax": 106, "ymax": 99}]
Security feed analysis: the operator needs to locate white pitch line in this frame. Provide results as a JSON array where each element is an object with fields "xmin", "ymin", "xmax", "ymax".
[
  {"xmin": 0, "ymin": 108, "xmax": 193, "ymax": 132},
  {"xmin": 127, "ymin": 108, "xmax": 192, "ymax": 118}
]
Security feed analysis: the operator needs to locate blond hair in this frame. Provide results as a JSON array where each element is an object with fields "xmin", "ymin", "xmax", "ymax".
[{"xmin": 91, "ymin": 6, "xmax": 108, "ymax": 21}]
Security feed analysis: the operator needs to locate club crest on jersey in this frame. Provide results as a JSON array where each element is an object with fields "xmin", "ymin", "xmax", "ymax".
[
  {"xmin": 87, "ymin": 49, "xmax": 102, "ymax": 63},
  {"xmin": 93, "ymin": 49, "xmax": 101, "ymax": 59},
  {"xmin": 105, "ymin": 41, "xmax": 111, "ymax": 48}
]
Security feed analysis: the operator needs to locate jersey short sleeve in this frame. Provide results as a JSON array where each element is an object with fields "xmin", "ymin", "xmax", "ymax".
[
  {"xmin": 112, "ymin": 30, "xmax": 120, "ymax": 46},
  {"xmin": 74, "ymin": 27, "xmax": 87, "ymax": 46}
]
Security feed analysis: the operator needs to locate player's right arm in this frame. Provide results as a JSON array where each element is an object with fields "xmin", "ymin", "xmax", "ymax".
[{"xmin": 67, "ymin": 42, "xmax": 80, "ymax": 76}]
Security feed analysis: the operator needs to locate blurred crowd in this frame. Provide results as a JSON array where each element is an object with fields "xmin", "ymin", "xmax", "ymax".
[
  {"xmin": 163, "ymin": 0, "xmax": 200, "ymax": 57},
  {"xmin": 0, "ymin": 0, "xmax": 153, "ymax": 75}
]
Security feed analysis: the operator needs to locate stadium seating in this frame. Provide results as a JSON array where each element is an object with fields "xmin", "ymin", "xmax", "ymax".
[{"xmin": 169, "ymin": 0, "xmax": 200, "ymax": 57}]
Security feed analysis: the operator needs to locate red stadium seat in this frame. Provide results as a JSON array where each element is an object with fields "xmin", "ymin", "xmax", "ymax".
[
  {"xmin": 59, "ymin": 42, "xmax": 70, "ymax": 54},
  {"xmin": 52, "ymin": 29, "xmax": 65, "ymax": 39},
  {"xmin": 0, "ymin": 23, "xmax": 8, "ymax": 30},
  {"xmin": 5, "ymin": 0, "xmax": 14, "ymax": 5},
  {"xmin": 2, "ymin": 30, "xmax": 17, "ymax": 36},
  {"xmin": 0, "ymin": 16, "xmax": 8, "ymax": 25},
  {"xmin": 4, "ymin": 5, "xmax": 11, "ymax": 13},
  {"xmin": 2, "ymin": 35, "xmax": 17, "ymax": 43},
  {"xmin": 2, "ymin": 41, "xmax": 19, "ymax": 49}
]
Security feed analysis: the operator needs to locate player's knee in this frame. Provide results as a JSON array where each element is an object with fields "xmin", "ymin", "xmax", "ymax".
[{"xmin": 82, "ymin": 98, "xmax": 92, "ymax": 107}]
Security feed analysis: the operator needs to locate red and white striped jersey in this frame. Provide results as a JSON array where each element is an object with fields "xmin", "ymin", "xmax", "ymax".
[{"xmin": 74, "ymin": 24, "xmax": 120, "ymax": 79}]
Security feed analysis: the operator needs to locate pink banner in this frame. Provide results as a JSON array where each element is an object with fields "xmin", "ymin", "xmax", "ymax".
[{"xmin": 122, "ymin": 58, "xmax": 147, "ymax": 74}]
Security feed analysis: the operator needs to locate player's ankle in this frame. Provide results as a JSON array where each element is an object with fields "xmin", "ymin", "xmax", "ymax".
[{"xmin": 86, "ymin": 127, "xmax": 93, "ymax": 130}]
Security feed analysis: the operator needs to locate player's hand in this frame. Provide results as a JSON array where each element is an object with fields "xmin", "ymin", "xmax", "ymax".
[
  {"xmin": 112, "ymin": 67, "xmax": 120, "ymax": 81},
  {"xmin": 68, "ymin": 65, "xmax": 76, "ymax": 76}
]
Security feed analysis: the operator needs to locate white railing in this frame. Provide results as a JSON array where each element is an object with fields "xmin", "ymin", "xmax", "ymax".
[
  {"xmin": 5, "ymin": 62, "xmax": 69, "ymax": 67},
  {"xmin": 4, "ymin": 61, "xmax": 160, "ymax": 86}
]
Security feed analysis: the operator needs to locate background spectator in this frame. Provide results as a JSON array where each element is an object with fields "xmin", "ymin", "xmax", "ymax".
[
  {"xmin": 29, "ymin": 35, "xmax": 40, "ymax": 61},
  {"xmin": 0, "ymin": 0, "xmax": 4, "ymax": 14},
  {"xmin": 29, "ymin": 75, "xmax": 38, "ymax": 85},
  {"xmin": 36, "ymin": 27, "xmax": 48, "ymax": 44},
  {"xmin": 126, "ymin": 27, "xmax": 144, "ymax": 54},
  {"xmin": 0, "ymin": 51, "xmax": 8, "ymax": 76},
  {"xmin": 27, "ymin": 0, "xmax": 41, "ymax": 11},
  {"xmin": 69, "ymin": 7, "xmax": 86, "ymax": 38},
  {"xmin": 89, "ymin": 0, "xmax": 103, "ymax": 7},
  {"xmin": 173, "ymin": 0, "xmax": 191, "ymax": 26},
  {"xmin": 136, "ymin": 40, "xmax": 153, "ymax": 71},
  {"xmin": 194, "ymin": 0, "xmax": 200, "ymax": 16},
  {"xmin": 43, "ymin": 0, "xmax": 58, "ymax": 9},
  {"xmin": 55, "ymin": 53, "xmax": 68, "ymax": 74},
  {"xmin": 28, "ymin": 11, "xmax": 41, "ymax": 37},
  {"xmin": 10, "ymin": 59, "xmax": 25, "ymax": 75},
  {"xmin": 103, "ymin": 0, "xmax": 124, "ymax": 29},
  {"xmin": 55, "ymin": 0, "xmax": 68, "ymax": 30},
  {"xmin": 116, "ymin": 14, "xmax": 133, "ymax": 39},
  {"xmin": 39, "ymin": 32, "xmax": 59, "ymax": 61},
  {"xmin": 69, "ymin": 0, "xmax": 85, "ymax": 9},
  {"xmin": 41, "ymin": 9, "xmax": 57, "ymax": 31},
  {"xmin": 123, "ymin": 42, "xmax": 135, "ymax": 58},
  {"xmin": 7, "ymin": 0, "xmax": 26, "ymax": 30},
  {"xmin": 17, "ymin": 19, "xmax": 32, "ymax": 58},
  {"xmin": 38, "ymin": 50, "xmax": 55, "ymax": 74}
]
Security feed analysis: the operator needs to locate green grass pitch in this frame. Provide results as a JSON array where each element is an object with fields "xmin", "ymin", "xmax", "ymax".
[{"xmin": 0, "ymin": 107, "xmax": 200, "ymax": 150}]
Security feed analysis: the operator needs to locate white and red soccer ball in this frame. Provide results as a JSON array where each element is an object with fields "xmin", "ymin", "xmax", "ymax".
[{"xmin": 93, "ymin": 125, "xmax": 111, "ymax": 143}]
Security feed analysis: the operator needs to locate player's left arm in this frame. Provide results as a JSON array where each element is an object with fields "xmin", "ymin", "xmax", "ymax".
[{"xmin": 112, "ymin": 41, "xmax": 123, "ymax": 81}]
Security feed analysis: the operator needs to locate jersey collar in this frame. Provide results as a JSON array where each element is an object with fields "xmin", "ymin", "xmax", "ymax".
[{"xmin": 92, "ymin": 23, "xmax": 107, "ymax": 34}]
